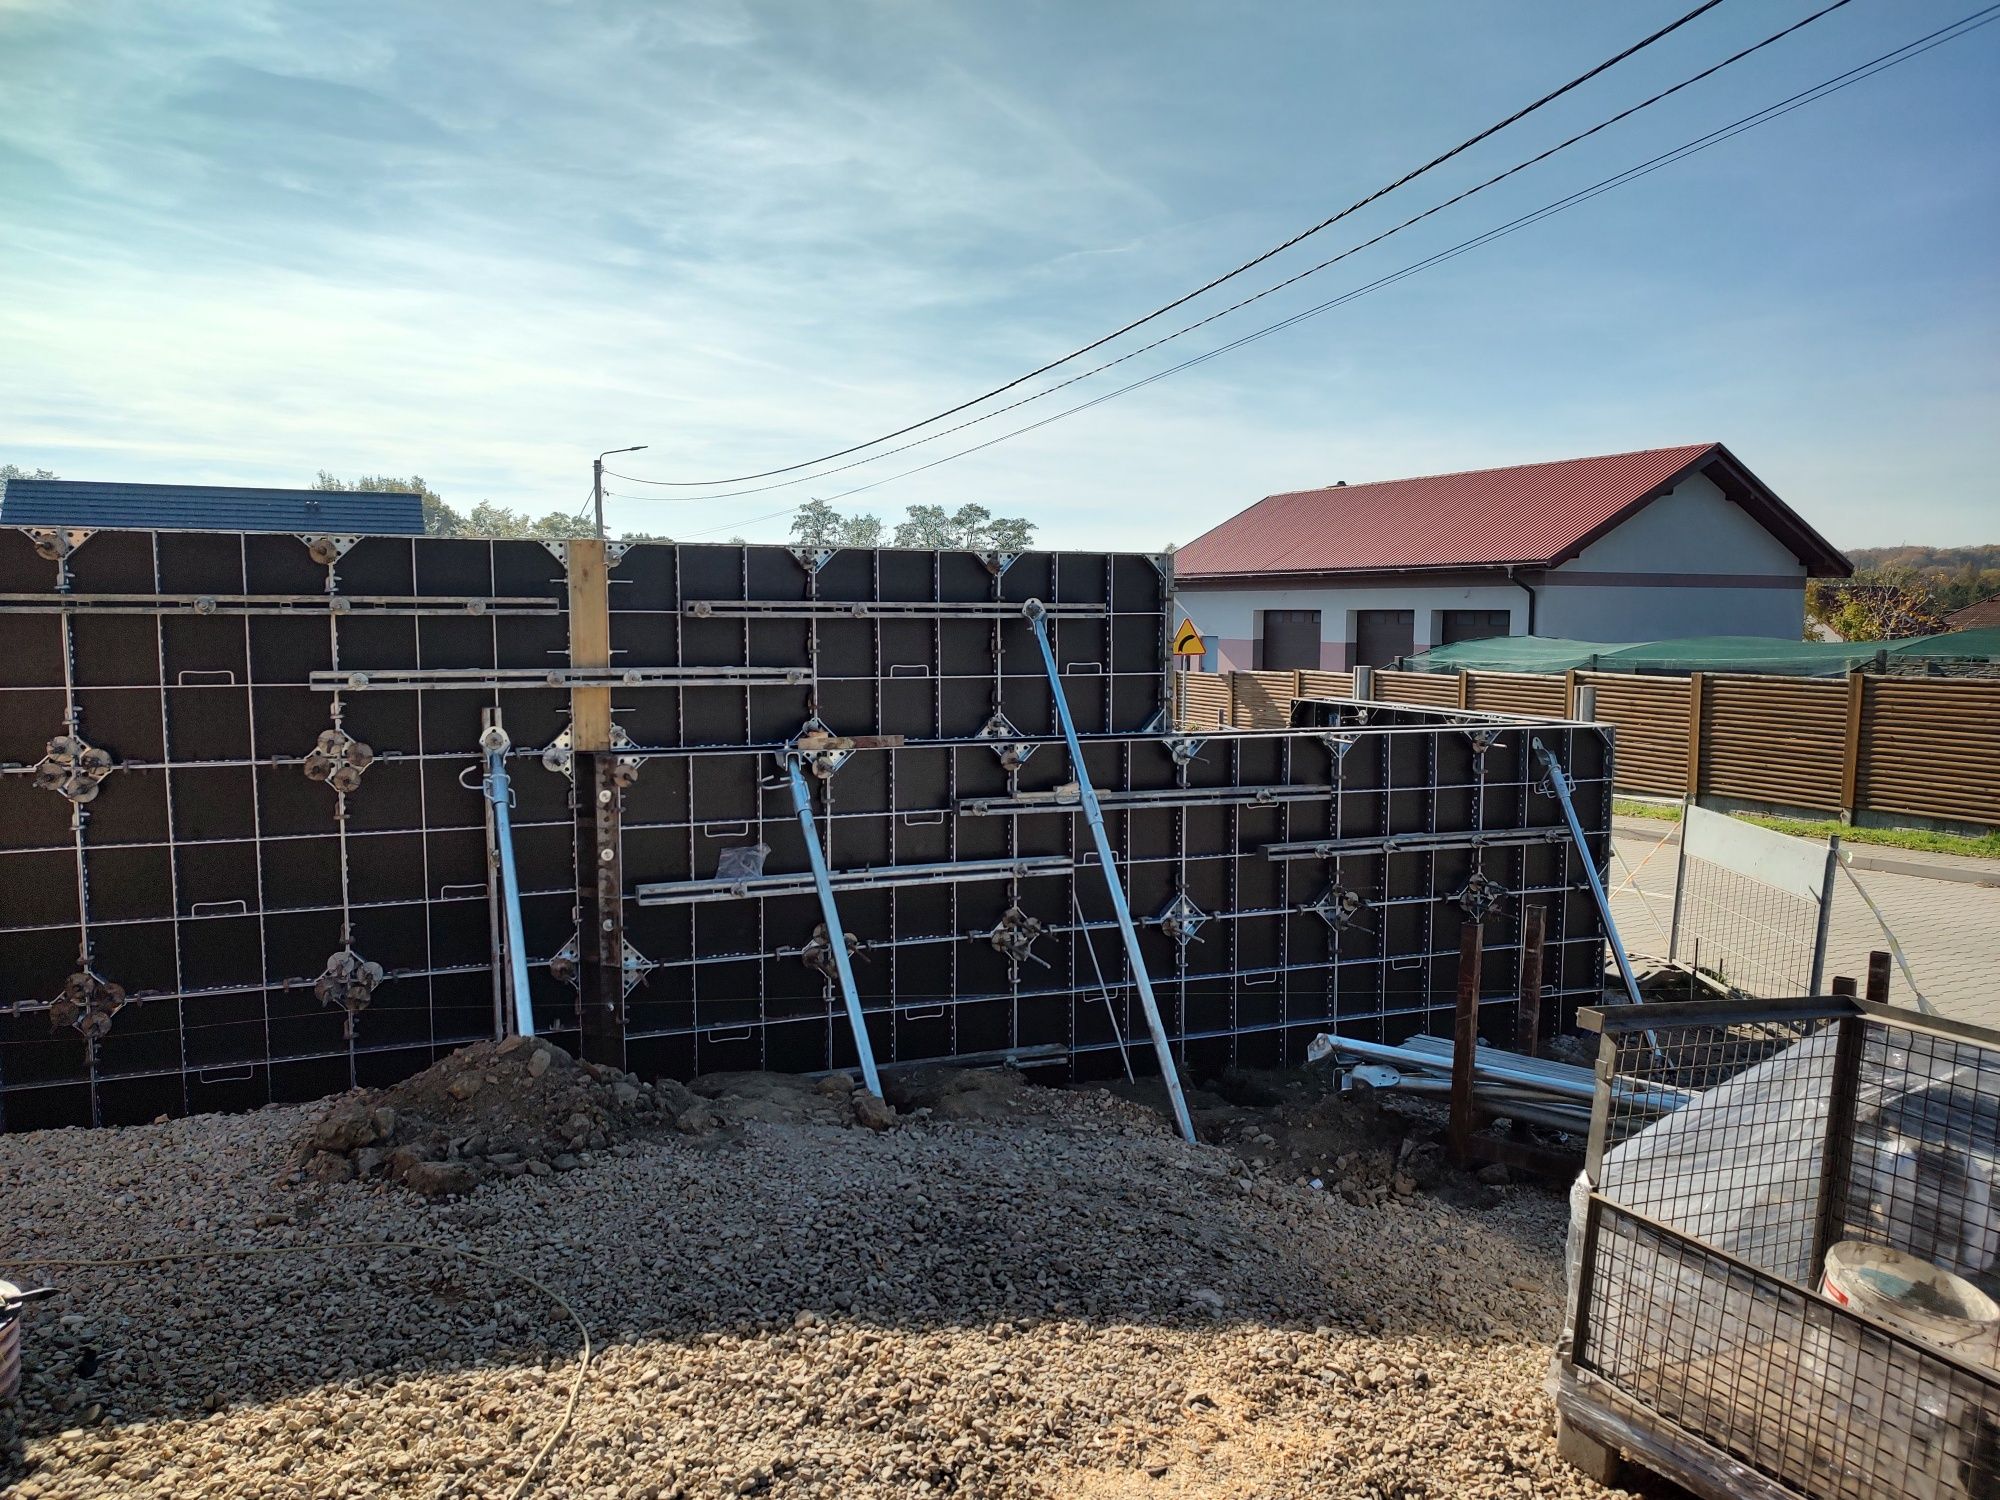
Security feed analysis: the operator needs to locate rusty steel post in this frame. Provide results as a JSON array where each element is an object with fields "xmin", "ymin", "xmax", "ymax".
[{"xmin": 1517, "ymin": 905, "xmax": 1546, "ymax": 1057}]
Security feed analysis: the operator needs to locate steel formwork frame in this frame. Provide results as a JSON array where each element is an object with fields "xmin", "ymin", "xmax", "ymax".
[{"xmin": 0, "ymin": 527, "xmax": 1611, "ymax": 1130}]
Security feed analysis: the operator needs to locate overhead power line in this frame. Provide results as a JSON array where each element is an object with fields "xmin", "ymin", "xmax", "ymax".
[
  {"xmin": 613, "ymin": 0, "xmax": 1859, "ymax": 507},
  {"xmin": 619, "ymin": 0, "xmax": 1734, "ymax": 488},
  {"xmin": 649, "ymin": 4, "xmax": 1999, "ymax": 543}
]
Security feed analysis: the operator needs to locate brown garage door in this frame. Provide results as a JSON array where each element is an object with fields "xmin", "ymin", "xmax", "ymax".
[
  {"xmin": 1441, "ymin": 608, "xmax": 1511, "ymax": 645},
  {"xmin": 1260, "ymin": 609, "xmax": 1321, "ymax": 669},
  {"xmin": 1355, "ymin": 609, "xmax": 1414, "ymax": 667}
]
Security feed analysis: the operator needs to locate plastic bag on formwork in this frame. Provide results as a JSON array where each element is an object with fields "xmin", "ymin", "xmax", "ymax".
[{"xmin": 714, "ymin": 843, "xmax": 770, "ymax": 881}]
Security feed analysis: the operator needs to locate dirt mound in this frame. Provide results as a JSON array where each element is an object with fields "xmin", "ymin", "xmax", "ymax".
[{"xmin": 291, "ymin": 1035, "xmax": 721, "ymax": 1195}]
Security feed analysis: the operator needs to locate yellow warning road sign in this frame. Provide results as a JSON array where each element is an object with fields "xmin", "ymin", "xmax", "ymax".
[{"xmin": 1172, "ymin": 618, "xmax": 1206, "ymax": 656}]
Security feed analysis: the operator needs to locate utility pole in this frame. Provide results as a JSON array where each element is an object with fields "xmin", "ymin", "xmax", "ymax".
[{"xmin": 593, "ymin": 445, "xmax": 647, "ymax": 539}]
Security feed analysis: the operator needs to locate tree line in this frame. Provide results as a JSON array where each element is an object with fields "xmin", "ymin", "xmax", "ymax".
[{"xmin": 1806, "ymin": 544, "xmax": 2000, "ymax": 641}]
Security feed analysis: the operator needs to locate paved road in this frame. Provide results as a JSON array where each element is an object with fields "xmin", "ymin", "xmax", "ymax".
[{"xmin": 1606, "ymin": 818, "xmax": 2000, "ymax": 1032}]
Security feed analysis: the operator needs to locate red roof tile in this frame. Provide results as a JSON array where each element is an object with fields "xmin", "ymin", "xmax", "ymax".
[{"xmin": 1176, "ymin": 444, "xmax": 1727, "ymax": 578}]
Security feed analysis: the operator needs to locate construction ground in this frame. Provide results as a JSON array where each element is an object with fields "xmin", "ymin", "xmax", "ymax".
[{"xmin": 1, "ymin": 1045, "xmax": 1643, "ymax": 1500}]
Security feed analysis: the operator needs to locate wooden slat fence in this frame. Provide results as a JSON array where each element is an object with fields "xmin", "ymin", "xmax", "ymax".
[{"xmin": 1174, "ymin": 666, "xmax": 1999, "ymax": 828}]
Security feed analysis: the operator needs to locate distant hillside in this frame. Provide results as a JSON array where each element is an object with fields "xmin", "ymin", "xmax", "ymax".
[{"xmin": 1841, "ymin": 544, "xmax": 2000, "ymax": 615}]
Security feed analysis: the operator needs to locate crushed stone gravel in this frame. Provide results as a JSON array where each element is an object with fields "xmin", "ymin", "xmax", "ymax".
[{"xmin": 0, "ymin": 1063, "xmax": 1634, "ymax": 1499}]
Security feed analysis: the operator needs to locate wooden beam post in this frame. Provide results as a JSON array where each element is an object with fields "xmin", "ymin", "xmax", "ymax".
[
  {"xmin": 567, "ymin": 538, "xmax": 613, "ymax": 751},
  {"xmin": 1517, "ymin": 905, "xmax": 1546, "ymax": 1057},
  {"xmin": 1450, "ymin": 919, "xmax": 1483, "ymax": 1161},
  {"xmin": 565, "ymin": 539, "xmax": 625, "ymax": 1066},
  {"xmin": 1684, "ymin": 671, "xmax": 1706, "ymax": 802},
  {"xmin": 1839, "ymin": 668, "xmax": 1864, "ymax": 824}
]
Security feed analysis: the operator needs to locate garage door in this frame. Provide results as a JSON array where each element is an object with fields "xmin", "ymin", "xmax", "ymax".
[
  {"xmin": 1260, "ymin": 609, "xmax": 1321, "ymax": 669},
  {"xmin": 1355, "ymin": 609, "xmax": 1414, "ymax": 667}
]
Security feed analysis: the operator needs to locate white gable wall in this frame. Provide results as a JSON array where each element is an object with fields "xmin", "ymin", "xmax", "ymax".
[
  {"xmin": 1177, "ymin": 467, "xmax": 1814, "ymax": 666},
  {"xmin": 1536, "ymin": 470, "xmax": 1807, "ymax": 641}
]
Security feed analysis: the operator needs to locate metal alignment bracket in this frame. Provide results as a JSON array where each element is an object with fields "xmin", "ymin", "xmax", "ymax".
[
  {"xmin": 537, "ymin": 539, "xmax": 569, "ymax": 563},
  {"xmin": 801, "ymin": 922, "xmax": 865, "ymax": 979},
  {"xmin": 553, "ymin": 933, "xmax": 653, "ymax": 997},
  {"xmin": 542, "ymin": 722, "xmax": 637, "ymax": 782},
  {"xmin": 301, "ymin": 535, "xmax": 359, "ymax": 566},
  {"xmin": 27, "ymin": 527, "xmax": 90, "ymax": 565},
  {"xmin": 604, "ymin": 540, "xmax": 631, "ymax": 567},
  {"xmin": 1155, "ymin": 891, "xmax": 1207, "ymax": 947},
  {"xmin": 617, "ymin": 938, "xmax": 655, "ymax": 996},
  {"xmin": 33, "ymin": 732, "xmax": 115, "ymax": 804},
  {"xmin": 978, "ymin": 551, "xmax": 1017, "ymax": 578},
  {"xmin": 1463, "ymin": 727, "xmax": 1502, "ymax": 755},
  {"xmin": 1147, "ymin": 553, "xmax": 1173, "ymax": 582},
  {"xmin": 1320, "ymin": 731, "xmax": 1361, "ymax": 759},
  {"xmin": 314, "ymin": 949, "xmax": 383, "ymax": 1037},
  {"xmin": 789, "ymin": 546, "xmax": 836, "ymax": 575},
  {"xmin": 977, "ymin": 710, "xmax": 1036, "ymax": 770},
  {"xmin": 788, "ymin": 719, "xmax": 906, "ymax": 780},
  {"xmin": 793, "ymin": 717, "xmax": 851, "ymax": 778},
  {"xmin": 49, "ymin": 968, "xmax": 126, "ymax": 1047},
  {"xmin": 1307, "ymin": 884, "xmax": 1371, "ymax": 932},
  {"xmin": 1163, "ymin": 734, "xmax": 1205, "ymax": 767},
  {"xmin": 1450, "ymin": 869, "xmax": 1507, "ymax": 923},
  {"xmin": 987, "ymin": 905, "xmax": 1050, "ymax": 972},
  {"xmin": 549, "ymin": 935, "xmax": 580, "ymax": 987},
  {"xmin": 303, "ymin": 727, "xmax": 375, "ymax": 793}
]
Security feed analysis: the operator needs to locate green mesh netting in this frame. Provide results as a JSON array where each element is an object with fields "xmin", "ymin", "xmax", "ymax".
[{"xmin": 1404, "ymin": 629, "xmax": 2000, "ymax": 676}]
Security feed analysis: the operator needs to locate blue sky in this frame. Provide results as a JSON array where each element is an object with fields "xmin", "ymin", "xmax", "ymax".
[{"xmin": 1, "ymin": 1, "xmax": 1994, "ymax": 548}]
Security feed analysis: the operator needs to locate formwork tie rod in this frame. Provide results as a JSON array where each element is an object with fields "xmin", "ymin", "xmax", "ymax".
[{"xmin": 1023, "ymin": 599, "xmax": 1196, "ymax": 1144}]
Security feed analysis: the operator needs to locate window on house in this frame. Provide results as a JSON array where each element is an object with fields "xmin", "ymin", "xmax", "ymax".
[
  {"xmin": 1259, "ymin": 609, "xmax": 1321, "ymax": 670},
  {"xmin": 1440, "ymin": 609, "xmax": 1513, "ymax": 646}
]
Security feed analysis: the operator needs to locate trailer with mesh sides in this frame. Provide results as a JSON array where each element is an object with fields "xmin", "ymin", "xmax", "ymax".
[{"xmin": 1556, "ymin": 991, "xmax": 2000, "ymax": 1499}]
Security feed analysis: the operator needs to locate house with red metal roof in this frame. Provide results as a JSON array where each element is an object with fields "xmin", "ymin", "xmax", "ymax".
[{"xmin": 1171, "ymin": 443, "xmax": 1850, "ymax": 671}]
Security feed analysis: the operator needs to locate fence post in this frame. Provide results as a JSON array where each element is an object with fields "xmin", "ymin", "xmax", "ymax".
[
  {"xmin": 1227, "ymin": 672, "xmax": 1239, "ymax": 728},
  {"xmin": 1685, "ymin": 671, "xmax": 1706, "ymax": 802},
  {"xmin": 1354, "ymin": 664, "xmax": 1373, "ymax": 700},
  {"xmin": 1809, "ymin": 837, "xmax": 1840, "ymax": 996},
  {"xmin": 1839, "ymin": 669, "xmax": 1864, "ymax": 823},
  {"xmin": 1457, "ymin": 671, "xmax": 1470, "ymax": 710},
  {"xmin": 1564, "ymin": 668, "xmax": 1578, "ymax": 717}
]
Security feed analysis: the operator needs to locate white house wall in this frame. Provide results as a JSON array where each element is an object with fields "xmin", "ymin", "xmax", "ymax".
[
  {"xmin": 1537, "ymin": 470, "xmax": 1807, "ymax": 641},
  {"xmin": 1178, "ymin": 466, "xmax": 1814, "ymax": 666},
  {"xmin": 1173, "ymin": 582, "xmax": 1528, "ymax": 671}
]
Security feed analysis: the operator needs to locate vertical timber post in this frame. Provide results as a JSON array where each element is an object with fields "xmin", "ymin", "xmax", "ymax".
[
  {"xmin": 1449, "ymin": 918, "xmax": 1482, "ymax": 1160},
  {"xmin": 567, "ymin": 538, "xmax": 627, "ymax": 1068},
  {"xmin": 1809, "ymin": 1001, "xmax": 1865, "ymax": 1285},
  {"xmin": 1684, "ymin": 671, "xmax": 1705, "ymax": 803},
  {"xmin": 1839, "ymin": 669, "xmax": 1864, "ymax": 823},
  {"xmin": 1517, "ymin": 905, "xmax": 1546, "ymax": 1057}
]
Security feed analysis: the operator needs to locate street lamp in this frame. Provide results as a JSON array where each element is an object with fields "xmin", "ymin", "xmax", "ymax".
[{"xmin": 593, "ymin": 445, "xmax": 648, "ymax": 540}]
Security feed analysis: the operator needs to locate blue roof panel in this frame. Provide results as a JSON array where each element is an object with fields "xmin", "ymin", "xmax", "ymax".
[{"xmin": 0, "ymin": 480, "xmax": 425, "ymax": 535}]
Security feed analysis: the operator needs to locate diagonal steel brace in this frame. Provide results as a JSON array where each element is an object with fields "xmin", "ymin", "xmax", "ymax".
[{"xmin": 1023, "ymin": 600, "xmax": 1196, "ymax": 1143}]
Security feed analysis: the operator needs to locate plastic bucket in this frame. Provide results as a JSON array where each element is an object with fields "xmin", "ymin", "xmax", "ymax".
[{"xmin": 1821, "ymin": 1240, "xmax": 2000, "ymax": 1368}]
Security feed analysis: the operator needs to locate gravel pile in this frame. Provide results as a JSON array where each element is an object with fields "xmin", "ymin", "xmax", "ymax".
[{"xmin": 1, "ymin": 1060, "xmax": 1627, "ymax": 1499}]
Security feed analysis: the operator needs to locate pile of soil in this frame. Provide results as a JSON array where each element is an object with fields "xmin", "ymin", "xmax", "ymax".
[{"xmin": 291, "ymin": 1035, "xmax": 724, "ymax": 1196}]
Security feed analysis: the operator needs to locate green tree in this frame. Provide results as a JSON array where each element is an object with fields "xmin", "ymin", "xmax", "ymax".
[
  {"xmin": 1806, "ymin": 570, "xmax": 1946, "ymax": 641},
  {"xmin": 789, "ymin": 498, "xmax": 882, "ymax": 548},
  {"xmin": 891, "ymin": 502, "xmax": 1034, "ymax": 550},
  {"xmin": 312, "ymin": 471, "xmax": 461, "ymax": 536},
  {"xmin": 1, "ymin": 463, "xmax": 60, "ymax": 482}
]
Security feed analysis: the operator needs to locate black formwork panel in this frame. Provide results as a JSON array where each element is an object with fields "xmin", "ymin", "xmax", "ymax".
[
  {"xmin": 1, "ymin": 525, "xmax": 1609, "ymax": 1130},
  {"xmin": 0, "ymin": 528, "xmax": 579, "ymax": 1129},
  {"xmin": 606, "ymin": 543, "xmax": 1170, "ymax": 747},
  {"xmin": 617, "ymin": 721, "xmax": 1612, "ymax": 1085}
]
